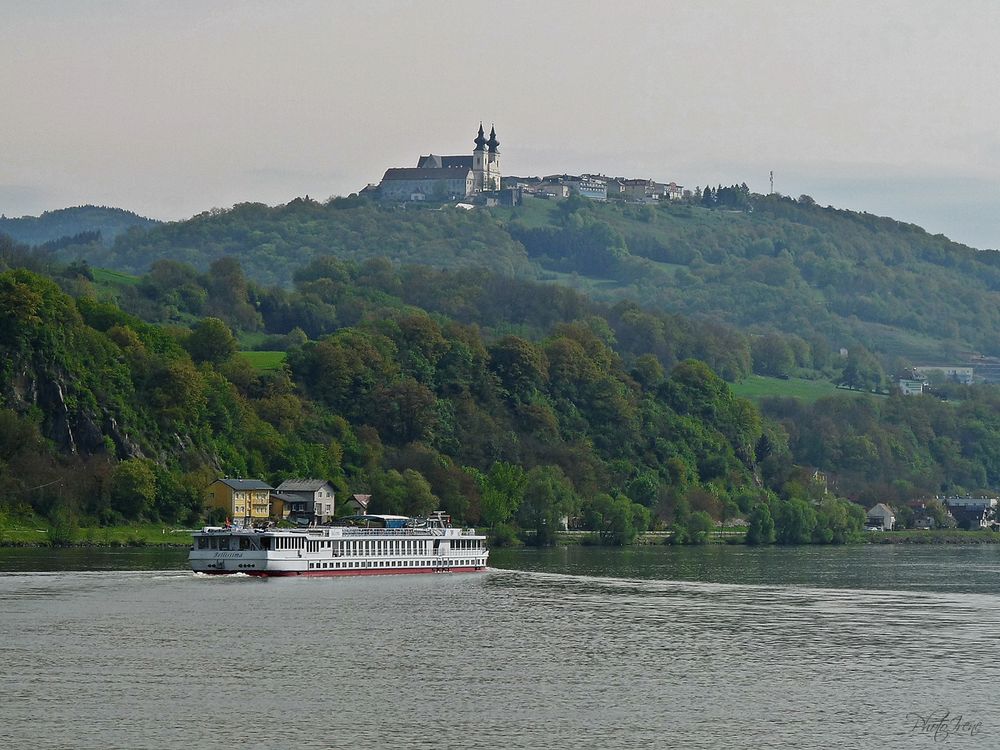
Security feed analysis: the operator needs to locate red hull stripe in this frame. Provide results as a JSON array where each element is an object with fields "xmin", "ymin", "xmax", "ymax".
[{"xmin": 197, "ymin": 566, "xmax": 487, "ymax": 577}]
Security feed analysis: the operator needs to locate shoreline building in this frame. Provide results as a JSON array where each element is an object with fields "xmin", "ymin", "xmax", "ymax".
[
  {"xmin": 379, "ymin": 123, "xmax": 501, "ymax": 201},
  {"xmin": 206, "ymin": 478, "xmax": 274, "ymax": 524}
]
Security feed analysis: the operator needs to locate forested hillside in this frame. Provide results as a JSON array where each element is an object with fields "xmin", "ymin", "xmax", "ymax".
[
  {"xmin": 6, "ymin": 188, "xmax": 1000, "ymax": 544},
  {"xmin": 38, "ymin": 191, "xmax": 1000, "ymax": 365},
  {"xmin": 7, "ymin": 228, "xmax": 1000, "ymax": 544},
  {"xmin": 0, "ymin": 205, "xmax": 160, "ymax": 247},
  {"xmin": 80, "ymin": 197, "xmax": 533, "ymax": 285},
  {"xmin": 0, "ymin": 253, "xmax": 780, "ymax": 541},
  {"xmin": 511, "ymin": 193, "xmax": 1000, "ymax": 362}
]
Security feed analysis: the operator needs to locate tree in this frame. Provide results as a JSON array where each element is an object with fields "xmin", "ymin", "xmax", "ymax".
[
  {"xmin": 773, "ymin": 498, "xmax": 817, "ymax": 544},
  {"xmin": 517, "ymin": 465, "xmax": 578, "ymax": 545},
  {"xmin": 402, "ymin": 469, "xmax": 438, "ymax": 517},
  {"xmin": 488, "ymin": 336, "xmax": 549, "ymax": 401},
  {"xmin": 840, "ymin": 346, "xmax": 885, "ymax": 392},
  {"xmin": 471, "ymin": 461, "xmax": 527, "ymax": 528},
  {"xmin": 583, "ymin": 493, "xmax": 647, "ymax": 545},
  {"xmin": 372, "ymin": 378, "xmax": 438, "ymax": 445},
  {"xmin": 672, "ymin": 509, "xmax": 715, "ymax": 544},
  {"xmin": 752, "ymin": 333, "xmax": 795, "ymax": 377},
  {"xmin": 205, "ymin": 257, "xmax": 261, "ymax": 331},
  {"xmin": 813, "ymin": 498, "xmax": 865, "ymax": 543},
  {"xmin": 109, "ymin": 459, "xmax": 157, "ymax": 520},
  {"xmin": 746, "ymin": 503, "xmax": 776, "ymax": 545},
  {"xmin": 184, "ymin": 317, "xmax": 237, "ymax": 365},
  {"xmin": 925, "ymin": 498, "xmax": 956, "ymax": 529}
]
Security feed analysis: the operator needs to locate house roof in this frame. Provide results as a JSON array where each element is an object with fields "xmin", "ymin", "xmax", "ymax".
[
  {"xmin": 382, "ymin": 168, "xmax": 472, "ymax": 182},
  {"xmin": 276, "ymin": 479, "xmax": 332, "ymax": 492},
  {"xmin": 349, "ymin": 494, "xmax": 371, "ymax": 508},
  {"xmin": 270, "ymin": 492, "xmax": 300, "ymax": 504},
  {"xmin": 868, "ymin": 502, "xmax": 895, "ymax": 516},
  {"xmin": 215, "ymin": 478, "xmax": 274, "ymax": 491}
]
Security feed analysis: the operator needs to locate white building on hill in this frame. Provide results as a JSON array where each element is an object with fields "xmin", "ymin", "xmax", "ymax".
[{"xmin": 378, "ymin": 123, "xmax": 501, "ymax": 200}]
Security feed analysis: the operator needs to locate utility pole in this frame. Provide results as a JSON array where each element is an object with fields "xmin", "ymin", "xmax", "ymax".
[{"xmin": 770, "ymin": 170, "xmax": 774, "ymax": 195}]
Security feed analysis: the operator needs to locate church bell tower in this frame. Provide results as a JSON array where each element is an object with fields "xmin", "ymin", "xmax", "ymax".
[
  {"xmin": 486, "ymin": 124, "xmax": 501, "ymax": 192},
  {"xmin": 472, "ymin": 123, "xmax": 488, "ymax": 192}
]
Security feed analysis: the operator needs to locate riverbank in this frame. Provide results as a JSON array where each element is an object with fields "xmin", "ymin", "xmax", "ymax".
[
  {"xmin": 3, "ymin": 521, "xmax": 998, "ymax": 549},
  {"xmin": 0, "ymin": 519, "xmax": 192, "ymax": 548},
  {"xmin": 864, "ymin": 528, "xmax": 1000, "ymax": 544},
  {"xmin": 548, "ymin": 530, "xmax": 746, "ymax": 545}
]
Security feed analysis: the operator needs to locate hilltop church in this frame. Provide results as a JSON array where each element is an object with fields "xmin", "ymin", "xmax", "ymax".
[{"xmin": 378, "ymin": 124, "xmax": 501, "ymax": 201}]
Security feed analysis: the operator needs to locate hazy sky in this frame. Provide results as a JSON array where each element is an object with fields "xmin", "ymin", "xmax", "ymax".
[{"xmin": 3, "ymin": 1, "xmax": 1000, "ymax": 248}]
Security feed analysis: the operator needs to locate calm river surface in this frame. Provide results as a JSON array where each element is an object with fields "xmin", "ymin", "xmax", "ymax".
[{"xmin": 1, "ymin": 544, "xmax": 998, "ymax": 749}]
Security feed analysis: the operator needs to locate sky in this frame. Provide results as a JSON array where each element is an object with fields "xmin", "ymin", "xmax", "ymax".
[{"xmin": 3, "ymin": 0, "xmax": 1000, "ymax": 248}]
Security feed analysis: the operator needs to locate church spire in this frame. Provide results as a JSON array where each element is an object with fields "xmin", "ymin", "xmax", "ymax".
[
  {"xmin": 474, "ymin": 122, "xmax": 487, "ymax": 152},
  {"xmin": 487, "ymin": 124, "xmax": 499, "ymax": 154}
]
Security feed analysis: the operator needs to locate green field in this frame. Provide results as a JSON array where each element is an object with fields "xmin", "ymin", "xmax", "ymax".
[
  {"xmin": 730, "ymin": 375, "xmax": 883, "ymax": 403},
  {"xmin": 92, "ymin": 267, "xmax": 140, "ymax": 286},
  {"xmin": 507, "ymin": 195, "xmax": 560, "ymax": 228},
  {"xmin": 240, "ymin": 350, "xmax": 287, "ymax": 371}
]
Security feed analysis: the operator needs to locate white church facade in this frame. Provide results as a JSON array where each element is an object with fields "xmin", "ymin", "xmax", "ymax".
[{"xmin": 378, "ymin": 124, "xmax": 501, "ymax": 201}]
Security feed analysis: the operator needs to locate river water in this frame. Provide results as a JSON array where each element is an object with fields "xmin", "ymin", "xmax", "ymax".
[{"xmin": 1, "ymin": 544, "xmax": 998, "ymax": 749}]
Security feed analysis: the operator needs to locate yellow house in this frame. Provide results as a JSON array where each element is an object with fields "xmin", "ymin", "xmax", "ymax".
[{"xmin": 207, "ymin": 478, "xmax": 274, "ymax": 523}]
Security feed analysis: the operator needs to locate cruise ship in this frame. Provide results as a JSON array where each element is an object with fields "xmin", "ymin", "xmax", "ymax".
[{"xmin": 189, "ymin": 512, "xmax": 489, "ymax": 577}]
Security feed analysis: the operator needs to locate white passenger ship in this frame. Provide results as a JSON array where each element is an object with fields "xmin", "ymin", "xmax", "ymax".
[{"xmin": 189, "ymin": 513, "xmax": 488, "ymax": 577}]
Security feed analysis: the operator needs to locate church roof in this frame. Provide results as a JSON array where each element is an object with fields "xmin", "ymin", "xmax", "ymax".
[
  {"xmin": 440, "ymin": 155, "xmax": 474, "ymax": 169},
  {"xmin": 417, "ymin": 154, "xmax": 473, "ymax": 170},
  {"xmin": 382, "ymin": 168, "xmax": 472, "ymax": 181}
]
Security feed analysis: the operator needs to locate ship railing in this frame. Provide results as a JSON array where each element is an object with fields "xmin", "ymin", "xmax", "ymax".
[{"xmin": 340, "ymin": 527, "xmax": 445, "ymax": 537}]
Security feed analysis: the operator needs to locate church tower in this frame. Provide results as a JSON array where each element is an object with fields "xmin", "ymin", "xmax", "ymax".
[
  {"xmin": 472, "ymin": 123, "xmax": 488, "ymax": 192},
  {"xmin": 486, "ymin": 124, "xmax": 501, "ymax": 191}
]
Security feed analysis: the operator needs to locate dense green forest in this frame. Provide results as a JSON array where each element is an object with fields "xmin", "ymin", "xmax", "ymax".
[
  {"xmin": 0, "ymin": 205, "xmax": 160, "ymax": 248},
  {"xmin": 30, "ymin": 192, "xmax": 1000, "ymax": 366},
  {"xmin": 5, "ymin": 189, "xmax": 1000, "ymax": 546},
  {"xmin": 0, "ymin": 239, "xmax": 880, "ymax": 545}
]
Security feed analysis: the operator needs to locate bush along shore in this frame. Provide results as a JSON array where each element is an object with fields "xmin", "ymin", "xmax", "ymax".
[
  {"xmin": 0, "ymin": 519, "xmax": 193, "ymax": 548},
  {"xmin": 506, "ymin": 527, "xmax": 1000, "ymax": 548},
  {"xmin": 863, "ymin": 529, "xmax": 1000, "ymax": 544}
]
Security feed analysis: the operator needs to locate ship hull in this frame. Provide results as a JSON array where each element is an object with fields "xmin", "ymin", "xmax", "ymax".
[{"xmin": 195, "ymin": 565, "xmax": 488, "ymax": 577}]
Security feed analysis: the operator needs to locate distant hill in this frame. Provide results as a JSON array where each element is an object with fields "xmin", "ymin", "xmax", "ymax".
[
  {"xmin": 84, "ymin": 196, "xmax": 534, "ymax": 285},
  {"xmin": 0, "ymin": 205, "xmax": 160, "ymax": 247},
  {"xmin": 65, "ymin": 191, "xmax": 1000, "ymax": 362}
]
